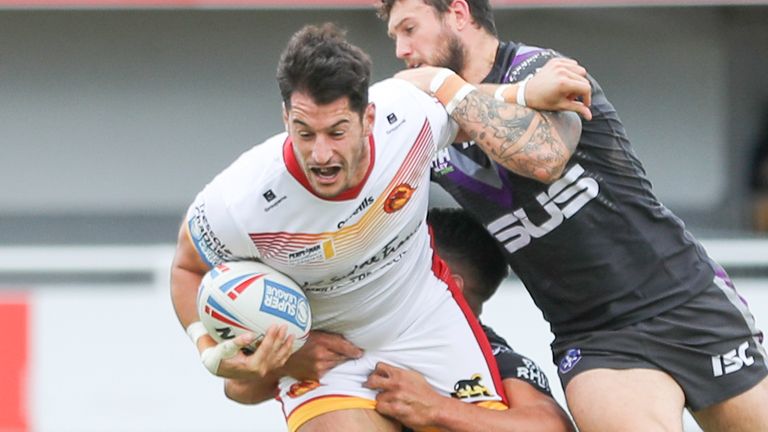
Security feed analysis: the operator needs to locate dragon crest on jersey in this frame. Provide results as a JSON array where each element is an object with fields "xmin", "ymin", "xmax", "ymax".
[{"xmin": 383, "ymin": 183, "xmax": 416, "ymax": 213}]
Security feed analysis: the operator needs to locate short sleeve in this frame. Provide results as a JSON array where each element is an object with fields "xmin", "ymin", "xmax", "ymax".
[
  {"xmin": 385, "ymin": 78, "xmax": 459, "ymax": 151},
  {"xmin": 185, "ymin": 182, "xmax": 253, "ymax": 268},
  {"xmin": 483, "ymin": 324, "xmax": 553, "ymax": 396},
  {"xmin": 494, "ymin": 348, "xmax": 553, "ymax": 397}
]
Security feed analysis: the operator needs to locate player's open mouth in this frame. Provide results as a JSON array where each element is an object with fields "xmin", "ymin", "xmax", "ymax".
[{"xmin": 310, "ymin": 166, "xmax": 342, "ymax": 183}]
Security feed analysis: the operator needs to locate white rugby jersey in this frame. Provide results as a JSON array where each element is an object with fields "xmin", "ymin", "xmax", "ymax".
[{"xmin": 186, "ymin": 79, "xmax": 458, "ymax": 348}]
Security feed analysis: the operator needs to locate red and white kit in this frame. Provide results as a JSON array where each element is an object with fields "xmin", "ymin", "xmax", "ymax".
[{"xmin": 186, "ymin": 79, "xmax": 506, "ymax": 431}]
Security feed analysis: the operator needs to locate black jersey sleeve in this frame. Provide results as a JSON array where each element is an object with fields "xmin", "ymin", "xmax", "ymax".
[
  {"xmin": 485, "ymin": 42, "xmax": 563, "ymax": 85},
  {"xmin": 483, "ymin": 324, "xmax": 553, "ymax": 397}
]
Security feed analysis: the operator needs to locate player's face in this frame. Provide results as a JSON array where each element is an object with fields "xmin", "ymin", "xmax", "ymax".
[
  {"xmin": 387, "ymin": 0, "xmax": 466, "ymax": 73},
  {"xmin": 284, "ymin": 91, "xmax": 375, "ymax": 199}
]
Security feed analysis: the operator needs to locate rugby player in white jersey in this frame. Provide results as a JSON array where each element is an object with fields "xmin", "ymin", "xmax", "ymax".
[{"xmin": 170, "ymin": 23, "xmax": 589, "ymax": 431}]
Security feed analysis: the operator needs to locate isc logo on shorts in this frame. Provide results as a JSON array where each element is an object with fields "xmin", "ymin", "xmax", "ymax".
[{"xmin": 711, "ymin": 341, "xmax": 755, "ymax": 377}]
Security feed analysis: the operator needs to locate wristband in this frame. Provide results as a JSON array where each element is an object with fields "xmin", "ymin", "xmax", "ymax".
[
  {"xmin": 516, "ymin": 75, "xmax": 533, "ymax": 107},
  {"xmin": 201, "ymin": 339, "xmax": 240, "ymax": 375},
  {"xmin": 429, "ymin": 68, "xmax": 456, "ymax": 94},
  {"xmin": 494, "ymin": 84, "xmax": 513, "ymax": 102},
  {"xmin": 444, "ymin": 84, "xmax": 476, "ymax": 115},
  {"xmin": 186, "ymin": 321, "xmax": 208, "ymax": 346},
  {"xmin": 432, "ymin": 73, "xmax": 476, "ymax": 115}
]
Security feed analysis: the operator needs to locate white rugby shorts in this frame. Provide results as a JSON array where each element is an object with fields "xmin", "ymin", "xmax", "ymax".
[{"xmin": 276, "ymin": 275, "xmax": 507, "ymax": 431}]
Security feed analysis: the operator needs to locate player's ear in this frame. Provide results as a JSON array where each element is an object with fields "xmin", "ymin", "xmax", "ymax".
[
  {"xmin": 363, "ymin": 103, "xmax": 376, "ymax": 136},
  {"xmin": 448, "ymin": 0, "xmax": 472, "ymax": 31},
  {"xmin": 282, "ymin": 102, "xmax": 289, "ymax": 132}
]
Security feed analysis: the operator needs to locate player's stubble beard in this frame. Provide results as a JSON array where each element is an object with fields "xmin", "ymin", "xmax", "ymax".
[{"xmin": 431, "ymin": 27, "xmax": 466, "ymax": 76}]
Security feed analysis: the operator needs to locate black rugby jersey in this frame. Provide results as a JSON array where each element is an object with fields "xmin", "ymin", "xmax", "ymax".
[
  {"xmin": 431, "ymin": 42, "xmax": 717, "ymax": 336},
  {"xmin": 483, "ymin": 324, "xmax": 552, "ymax": 396}
]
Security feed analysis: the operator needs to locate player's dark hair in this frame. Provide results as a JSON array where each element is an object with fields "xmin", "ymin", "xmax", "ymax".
[
  {"xmin": 377, "ymin": 0, "xmax": 497, "ymax": 37},
  {"xmin": 277, "ymin": 23, "xmax": 372, "ymax": 115},
  {"xmin": 427, "ymin": 208, "xmax": 509, "ymax": 303}
]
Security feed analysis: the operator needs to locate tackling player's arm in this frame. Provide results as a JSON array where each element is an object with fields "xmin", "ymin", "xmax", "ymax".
[
  {"xmin": 395, "ymin": 64, "xmax": 586, "ymax": 184},
  {"xmin": 475, "ymin": 57, "xmax": 592, "ymax": 120},
  {"xmin": 365, "ymin": 362, "xmax": 575, "ymax": 432}
]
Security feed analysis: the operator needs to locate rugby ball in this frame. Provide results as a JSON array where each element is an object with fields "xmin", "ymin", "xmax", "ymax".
[{"xmin": 197, "ymin": 261, "xmax": 311, "ymax": 353}]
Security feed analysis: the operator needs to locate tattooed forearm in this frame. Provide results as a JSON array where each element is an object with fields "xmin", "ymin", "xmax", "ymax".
[{"xmin": 451, "ymin": 90, "xmax": 582, "ymax": 183}]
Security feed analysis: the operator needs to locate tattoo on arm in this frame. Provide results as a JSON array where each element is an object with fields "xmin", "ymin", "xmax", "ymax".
[{"xmin": 451, "ymin": 91, "xmax": 581, "ymax": 183}]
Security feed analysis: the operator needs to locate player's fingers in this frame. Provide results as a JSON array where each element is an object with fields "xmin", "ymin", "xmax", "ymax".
[
  {"xmin": 373, "ymin": 397, "xmax": 395, "ymax": 416},
  {"xmin": 557, "ymin": 72, "xmax": 590, "ymax": 91},
  {"xmin": 231, "ymin": 332, "xmax": 258, "ymax": 349},
  {"xmin": 576, "ymin": 104, "xmax": 592, "ymax": 121},
  {"xmin": 364, "ymin": 362, "xmax": 396, "ymax": 388},
  {"xmin": 257, "ymin": 325, "xmax": 286, "ymax": 355},
  {"xmin": 545, "ymin": 57, "xmax": 576, "ymax": 69},
  {"xmin": 201, "ymin": 339, "xmax": 242, "ymax": 375},
  {"xmin": 565, "ymin": 70, "xmax": 590, "ymax": 87},
  {"xmin": 363, "ymin": 371, "xmax": 388, "ymax": 390},
  {"xmin": 274, "ymin": 324, "xmax": 288, "ymax": 342},
  {"xmin": 581, "ymin": 85, "xmax": 592, "ymax": 107},
  {"xmin": 373, "ymin": 361, "xmax": 401, "ymax": 379},
  {"xmin": 563, "ymin": 101, "xmax": 592, "ymax": 121},
  {"xmin": 562, "ymin": 79, "xmax": 592, "ymax": 106},
  {"xmin": 562, "ymin": 62, "xmax": 587, "ymax": 77},
  {"xmin": 220, "ymin": 339, "xmax": 242, "ymax": 359},
  {"xmin": 277, "ymin": 334, "xmax": 295, "ymax": 359},
  {"xmin": 316, "ymin": 331, "xmax": 364, "ymax": 359}
]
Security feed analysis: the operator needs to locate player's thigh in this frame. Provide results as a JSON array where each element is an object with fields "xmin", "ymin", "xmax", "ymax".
[
  {"xmin": 565, "ymin": 368, "xmax": 685, "ymax": 432},
  {"xmin": 298, "ymin": 408, "xmax": 401, "ymax": 432},
  {"xmin": 692, "ymin": 375, "xmax": 768, "ymax": 432}
]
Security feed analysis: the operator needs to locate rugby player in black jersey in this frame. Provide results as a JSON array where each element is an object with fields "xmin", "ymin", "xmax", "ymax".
[{"xmin": 378, "ymin": 0, "xmax": 768, "ymax": 430}]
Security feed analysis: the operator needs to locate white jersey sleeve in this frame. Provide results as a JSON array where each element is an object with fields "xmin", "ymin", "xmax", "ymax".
[
  {"xmin": 186, "ymin": 184, "xmax": 250, "ymax": 268},
  {"xmin": 184, "ymin": 135, "xmax": 287, "ymax": 267},
  {"xmin": 377, "ymin": 78, "xmax": 459, "ymax": 150}
]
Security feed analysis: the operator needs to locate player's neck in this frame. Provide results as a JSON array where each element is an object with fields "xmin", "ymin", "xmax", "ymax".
[{"xmin": 461, "ymin": 34, "xmax": 500, "ymax": 84}]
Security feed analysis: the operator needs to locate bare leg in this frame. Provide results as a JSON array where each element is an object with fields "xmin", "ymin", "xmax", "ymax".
[
  {"xmin": 298, "ymin": 408, "xmax": 401, "ymax": 432},
  {"xmin": 692, "ymin": 375, "xmax": 768, "ymax": 431},
  {"xmin": 565, "ymin": 368, "xmax": 685, "ymax": 432}
]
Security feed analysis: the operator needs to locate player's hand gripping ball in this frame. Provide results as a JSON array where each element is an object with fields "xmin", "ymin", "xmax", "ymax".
[{"xmin": 197, "ymin": 261, "xmax": 311, "ymax": 353}]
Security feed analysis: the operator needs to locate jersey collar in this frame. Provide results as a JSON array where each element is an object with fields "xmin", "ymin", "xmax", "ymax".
[{"xmin": 282, "ymin": 135, "xmax": 376, "ymax": 201}]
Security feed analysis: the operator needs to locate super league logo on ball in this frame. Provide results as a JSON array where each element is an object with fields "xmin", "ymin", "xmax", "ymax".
[{"xmin": 260, "ymin": 279, "xmax": 310, "ymax": 331}]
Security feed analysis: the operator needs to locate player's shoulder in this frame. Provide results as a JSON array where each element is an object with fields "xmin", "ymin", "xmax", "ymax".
[
  {"xmin": 369, "ymin": 78, "xmax": 449, "ymax": 136},
  {"xmin": 502, "ymin": 41, "xmax": 566, "ymax": 83},
  {"xmin": 370, "ymin": 78, "xmax": 443, "ymax": 111}
]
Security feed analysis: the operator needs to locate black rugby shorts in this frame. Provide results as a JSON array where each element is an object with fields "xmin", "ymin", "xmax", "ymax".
[{"xmin": 552, "ymin": 273, "xmax": 767, "ymax": 411}]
